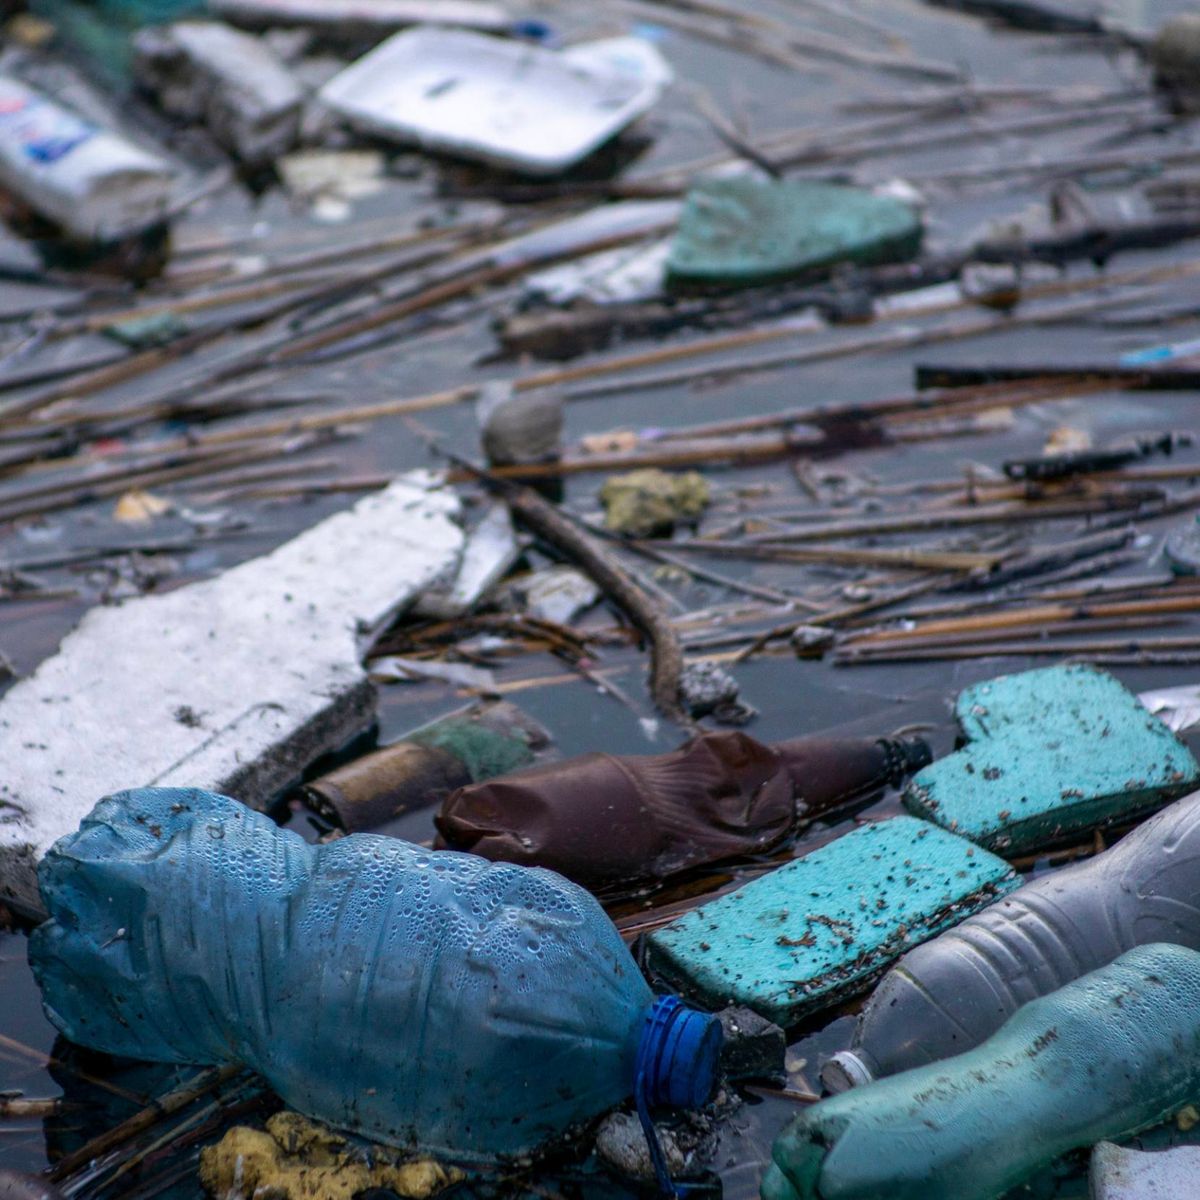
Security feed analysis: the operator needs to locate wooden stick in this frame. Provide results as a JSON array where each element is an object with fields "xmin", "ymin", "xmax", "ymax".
[
  {"xmin": 834, "ymin": 637, "xmax": 1200, "ymax": 664},
  {"xmin": 837, "ymin": 613, "xmax": 1183, "ymax": 659},
  {"xmin": 504, "ymin": 485, "xmax": 693, "ymax": 727},
  {"xmin": 667, "ymin": 539, "xmax": 1002, "ymax": 572},
  {"xmin": 558, "ymin": 292, "xmax": 1143, "ymax": 400},
  {"xmin": 442, "ymin": 455, "xmax": 692, "ymax": 726},
  {"xmin": 0, "ymin": 1097, "xmax": 62, "ymax": 1118},
  {"xmin": 736, "ymin": 572, "xmax": 959, "ymax": 660},
  {"xmin": 743, "ymin": 490, "xmax": 1163, "ymax": 543},
  {"xmin": 842, "ymin": 592, "xmax": 1200, "ymax": 648},
  {"xmin": 47, "ymin": 1064, "xmax": 241, "ymax": 1182}
]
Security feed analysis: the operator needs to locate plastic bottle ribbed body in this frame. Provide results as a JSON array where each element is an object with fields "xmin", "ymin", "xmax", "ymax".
[
  {"xmin": 825, "ymin": 787, "xmax": 1200, "ymax": 1089},
  {"xmin": 30, "ymin": 788, "xmax": 654, "ymax": 1159},
  {"xmin": 768, "ymin": 944, "xmax": 1200, "ymax": 1200}
]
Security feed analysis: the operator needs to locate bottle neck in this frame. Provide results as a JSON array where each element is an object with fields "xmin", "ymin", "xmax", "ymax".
[
  {"xmin": 635, "ymin": 995, "xmax": 723, "ymax": 1109},
  {"xmin": 633, "ymin": 997, "xmax": 723, "ymax": 1198}
]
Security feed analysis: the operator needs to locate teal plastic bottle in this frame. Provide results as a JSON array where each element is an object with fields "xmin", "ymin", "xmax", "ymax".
[
  {"xmin": 29, "ymin": 789, "xmax": 721, "ymax": 1170},
  {"xmin": 763, "ymin": 944, "xmax": 1200, "ymax": 1200}
]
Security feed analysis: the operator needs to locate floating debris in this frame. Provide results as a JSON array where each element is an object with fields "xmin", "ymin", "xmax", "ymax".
[
  {"xmin": 667, "ymin": 178, "xmax": 923, "ymax": 290},
  {"xmin": 133, "ymin": 21, "xmax": 304, "ymax": 165},
  {"xmin": 199, "ymin": 1112, "xmax": 463, "ymax": 1200},
  {"xmin": 645, "ymin": 816, "xmax": 1017, "ymax": 1026},
  {"xmin": 303, "ymin": 700, "xmax": 550, "ymax": 832},
  {"xmin": 903, "ymin": 665, "xmax": 1200, "ymax": 854},
  {"xmin": 600, "ymin": 468, "xmax": 711, "ymax": 537},
  {"xmin": 319, "ymin": 29, "xmax": 670, "ymax": 175},
  {"xmin": 766, "ymin": 945, "xmax": 1200, "ymax": 1200}
]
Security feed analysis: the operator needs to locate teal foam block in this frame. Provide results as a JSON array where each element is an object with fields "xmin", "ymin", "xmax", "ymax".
[
  {"xmin": 666, "ymin": 177, "xmax": 923, "ymax": 290},
  {"xmin": 644, "ymin": 816, "xmax": 1017, "ymax": 1027},
  {"xmin": 904, "ymin": 664, "xmax": 1200, "ymax": 855}
]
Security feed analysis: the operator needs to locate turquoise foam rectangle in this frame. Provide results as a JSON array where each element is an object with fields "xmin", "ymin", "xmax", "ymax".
[{"xmin": 644, "ymin": 815, "xmax": 1017, "ymax": 1027}]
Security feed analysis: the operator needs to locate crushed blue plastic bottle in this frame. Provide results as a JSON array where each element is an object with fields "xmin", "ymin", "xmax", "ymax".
[{"xmin": 29, "ymin": 788, "xmax": 721, "ymax": 1171}]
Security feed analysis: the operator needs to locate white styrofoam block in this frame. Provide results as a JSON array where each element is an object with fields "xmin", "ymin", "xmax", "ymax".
[{"xmin": 0, "ymin": 474, "xmax": 462, "ymax": 917}]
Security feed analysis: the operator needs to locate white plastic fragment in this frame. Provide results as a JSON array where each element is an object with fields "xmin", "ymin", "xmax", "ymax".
[
  {"xmin": 0, "ymin": 475, "xmax": 463, "ymax": 919},
  {"xmin": 516, "ymin": 567, "xmax": 600, "ymax": 626},
  {"xmin": 525, "ymin": 237, "xmax": 672, "ymax": 306},
  {"xmin": 1138, "ymin": 683, "xmax": 1200, "ymax": 734},
  {"xmin": 490, "ymin": 199, "xmax": 680, "ymax": 270},
  {"xmin": 209, "ymin": 0, "xmax": 511, "ymax": 34},
  {"xmin": 320, "ymin": 29, "xmax": 672, "ymax": 175},
  {"xmin": 368, "ymin": 656, "xmax": 497, "ymax": 692},
  {"xmin": 1090, "ymin": 1141, "xmax": 1200, "ymax": 1199},
  {"xmin": 0, "ymin": 75, "xmax": 173, "ymax": 241},
  {"xmin": 133, "ymin": 22, "xmax": 304, "ymax": 166},
  {"xmin": 415, "ymin": 502, "xmax": 521, "ymax": 619},
  {"xmin": 562, "ymin": 36, "xmax": 676, "ymax": 91}
]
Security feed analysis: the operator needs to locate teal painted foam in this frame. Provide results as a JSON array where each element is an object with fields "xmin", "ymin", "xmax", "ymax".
[
  {"xmin": 904, "ymin": 664, "xmax": 1200, "ymax": 854},
  {"xmin": 644, "ymin": 816, "xmax": 1017, "ymax": 1027},
  {"xmin": 666, "ymin": 177, "xmax": 922, "ymax": 289}
]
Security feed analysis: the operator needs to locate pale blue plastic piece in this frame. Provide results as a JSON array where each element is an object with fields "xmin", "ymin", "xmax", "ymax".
[
  {"xmin": 30, "ymin": 788, "xmax": 685, "ymax": 1160},
  {"xmin": 904, "ymin": 664, "xmax": 1200, "ymax": 853},
  {"xmin": 644, "ymin": 815, "xmax": 1017, "ymax": 1026}
]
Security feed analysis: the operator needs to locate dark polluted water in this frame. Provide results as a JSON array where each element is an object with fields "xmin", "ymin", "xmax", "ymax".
[{"xmin": 5, "ymin": 0, "xmax": 1200, "ymax": 1196}]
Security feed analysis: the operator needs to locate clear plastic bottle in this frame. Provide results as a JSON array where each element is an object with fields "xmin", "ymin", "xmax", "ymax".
[
  {"xmin": 30, "ymin": 788, "xmax": 721, "ymax": 1164},
  {"xmin": 765, "ymin": 943, "xmax": 1200, "ymax": 1200},
  {"xmin": 823, "ymin": 786, "xmax": 1200, "ymax": 1092}
]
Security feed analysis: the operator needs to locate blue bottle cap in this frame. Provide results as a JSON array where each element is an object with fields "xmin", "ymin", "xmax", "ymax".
[
  {"xmin": 509, "ymin": 19, "xmax": 559, "ymax": 44},
  {"xmin": 636, "ymin": 995, "xmax": 723, "ymax": 1110}
]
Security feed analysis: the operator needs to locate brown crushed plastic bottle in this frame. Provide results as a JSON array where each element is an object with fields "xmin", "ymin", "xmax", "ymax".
[{"xmin": 434, "ymin": 730, "xmax": 931, "ymax": 892}]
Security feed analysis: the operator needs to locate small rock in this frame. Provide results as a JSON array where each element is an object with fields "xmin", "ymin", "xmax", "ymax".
[
  {"xmin": 1165, "ymin": 519, "xmax": 1200, "ymax": 576},
  {"xmin": 599, "ymin": 468, "xmax": 710, "ymax": 538},
  {"xmin": 959, "ymin": 261, "xmax": 1022, "ymax": 310},
  {"xmin": 679, "ymin": 660, "xmax": 740, "ymax": 718},
  {"xmin": 791, "ymin": 626, "xmax": 835, "ymax": 657},
  {"xmin": 1149, "ymin": 16, "xmax": 1200, "ymax": 114},
  {"xmin": 595, "ymin": 1111, "xmax": 687, "ymax": 1182},
  {"xmin": 718, "ymin": 1006, "xmax": 786, "ymax": 1081},
  {"xmin": 477, "ymin": 383, "xmax": 564, "ymax": 467},
  {"xmin": 516, "ymin": 566, "xmax": 600, "ymax": 625}
]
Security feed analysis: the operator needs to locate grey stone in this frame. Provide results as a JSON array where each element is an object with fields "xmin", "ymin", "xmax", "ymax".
[
  {"xmin": 515, "ymin": 566, "xmax": 600, "ymax": 626},
  {"xmin": 0, "ymin": 475, "xmax": 462, "ymax": 919},
  {"xmin": 718, "ymin": 1006, "xmax": 787, "ymax": 1081},
  {"xmin": 595, "ymin": 1111, "xmax": 687, "ymax": 1182},
  {"xmin": 679, "ymin": 660, "xmax": 740, "ymax": 717},
  {"xmin": 477, "ymin": 383, "xmax": 563, "ymax": 467}
]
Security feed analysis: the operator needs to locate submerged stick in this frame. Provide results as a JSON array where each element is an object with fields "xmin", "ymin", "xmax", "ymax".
[
  {"xmin": 504, "ymin": 487, "xmax": 692, "ymax": 728},
  {"xmin": 443, "ymin": 453, "xmax": 692, "ymax": 726},
  {"xmin": 47, "ymin": 1064, "xmax": 241, "ymax": 1182}
]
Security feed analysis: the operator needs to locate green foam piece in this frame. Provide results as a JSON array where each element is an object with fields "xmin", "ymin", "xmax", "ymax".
[
  {"xmin": 104, "ymin": 311, "xmax": 190, "ymax": 349},
  {"xmin": 905, "ymin": 664, "xmax": 1200, "ymax": 854},
  {"xmin": 644, "ymin": 815, "xmax": 1017, "ymax": 1026},
  {"xmin": 410, "ymin": 718, "xmax": 534, "ymax": 783},
  {"xmin": 666, "ymin": 177, "xmax": 923, "ymax": 289}
]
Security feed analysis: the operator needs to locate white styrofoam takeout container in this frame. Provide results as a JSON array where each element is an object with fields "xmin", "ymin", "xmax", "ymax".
[{"xmin": 320, "ymin": 28, "xmax": 671, "ymax": 176}]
